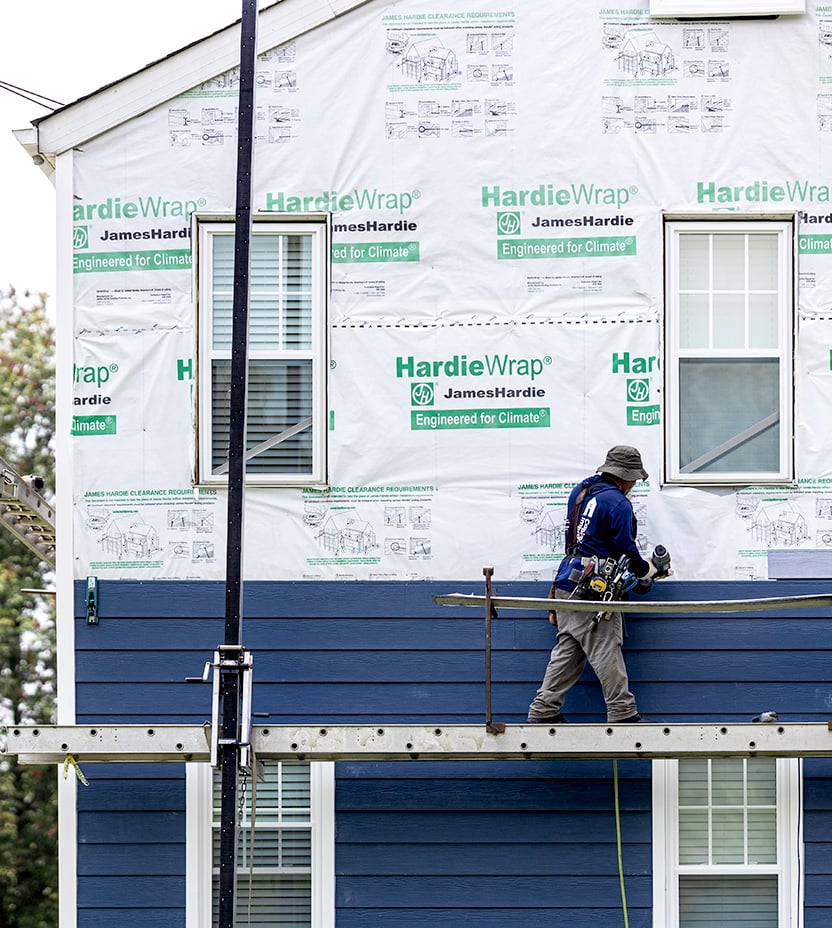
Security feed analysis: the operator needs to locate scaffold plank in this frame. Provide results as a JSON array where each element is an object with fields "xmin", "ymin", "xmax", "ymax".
[
  {"xmin": 4, "ymin": 722, "xmax": 832, "ymax": 763},
  {"xmin": 433, "ymin": 593, "xmax": 832, "ymax": 613}
]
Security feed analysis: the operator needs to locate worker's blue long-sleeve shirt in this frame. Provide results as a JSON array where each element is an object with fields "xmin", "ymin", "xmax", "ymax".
[{"xmin": 554, "ymin": 474, "xmax": 650, "ymax": 592}]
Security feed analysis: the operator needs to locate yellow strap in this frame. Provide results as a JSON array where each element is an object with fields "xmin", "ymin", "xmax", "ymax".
[{"xmin": 62, "ymin": 754, "xmax": 90, "ymax": 786}]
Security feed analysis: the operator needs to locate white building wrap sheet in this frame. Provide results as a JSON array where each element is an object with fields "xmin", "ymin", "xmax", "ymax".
[{"xmin": 69, "ymin": 2, "xmax": 832, "ymax": 581}]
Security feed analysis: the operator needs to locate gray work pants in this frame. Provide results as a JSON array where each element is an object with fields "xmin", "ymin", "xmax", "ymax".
[{"xmin": 528, "ymin": 588, "xmax": 638, "ymax": 722}]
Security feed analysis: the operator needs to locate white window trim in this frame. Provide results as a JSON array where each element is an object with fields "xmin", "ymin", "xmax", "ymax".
[
  {"xmin": 186, "ymin": 761, "xmax": 335, "ymax": 928},
  {"xmin": 652, "ymin": 758, "xmax": 803, "ymax": 928},
  {"xmin": 650, "ymin": 0, "xmax": 805, "ymax": 16},
  {"xmin": 663, "ymin": 216, "xmax": 795, "ymax": 487},
  {"xmin": 195, "ymin": 213, "xmax": 330, "ymax": 487}
]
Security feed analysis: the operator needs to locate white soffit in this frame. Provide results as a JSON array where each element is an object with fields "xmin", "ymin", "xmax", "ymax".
[{"xmin": 33, "ymin": 0, "xmax": 373, "ymax": 158}]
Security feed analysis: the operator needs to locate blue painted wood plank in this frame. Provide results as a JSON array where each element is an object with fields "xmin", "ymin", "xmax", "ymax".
[
  {"xmin": 335, "ymin": 811, "xmax": 653, "ymax": 844},
  {"xmin": 73, "ymin": 679, "xmax": 832, "ymax": 723},
  {"xmin": 73, "ymin": 647, "xmax": 832, "ymax": 685},
  {"xmin": 74, "ymin": 577, "xmax": 832, "ymax": 619},
  {"xmin": 78, "ymin": 844, "xmax": 184, "ymax": 876},
  {"xmin": 77, "ymin": 876, "xmax": 184, "ymax": 908},
  {"xmin": 77, "ymin": 779, "xmax": 185, "ymax": 812},
  {"xmin": 74, "ymin": 763, "xmax": 185, "ymax": 780},
  {"xmin": 78, "ymin": 911, "xmax": 184, "ymax": 928},
  {"xmin": 78, "ymin": 812, "xmax": 184, "ymax": 844},
  {"xmin": 75, "ymin": 613, "xmax": 832, "ymax": 653},
  {"xmin": 335, "ymin": 910, "xmax": 650, "ymax": 928},
  {"xmin": 335, "ymin": 759, "xmax": 653, "ymax": 780},
  {"xmin": 335, "ymin": 842, "xmax": 652, "ymax": 876},
  {"xmin": 335, "ymin": 778, "xmax": 651, "ymax": 811},
  {"xmin": 335, "ymin": 874, "xmax": 651, "ymax": 908}
]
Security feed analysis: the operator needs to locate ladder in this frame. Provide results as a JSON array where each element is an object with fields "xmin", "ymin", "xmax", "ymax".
[{"xmin": 0, "ymin": 454, "xmax": 56, "ymax": 568}]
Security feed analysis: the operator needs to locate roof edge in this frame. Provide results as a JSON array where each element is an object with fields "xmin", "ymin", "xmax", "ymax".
[{"xmin": 32, "ymin": 0, "xmax": 374, "ymax": 158}]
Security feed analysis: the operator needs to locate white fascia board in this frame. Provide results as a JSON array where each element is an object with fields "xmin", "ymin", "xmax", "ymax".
[{"xmin": 34, "ymin": 0, "xmax": 374, "ymax": 158}]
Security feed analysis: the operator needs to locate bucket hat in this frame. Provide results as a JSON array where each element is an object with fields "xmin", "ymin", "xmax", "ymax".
[{"xmin": 597, "ymin": 445, "xmax": 648, "ymax": 481}]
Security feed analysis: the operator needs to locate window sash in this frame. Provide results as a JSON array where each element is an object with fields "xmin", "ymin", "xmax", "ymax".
[
  {"xmin": 652, "ymin": 758, "xmax": 803, "ymax": 928},
  {"xmin": 186, "ymin": 762, "xmax": 334, "ymax": 928},
  {"xmin": 197, "ymin": 217, "xmax": 328, "ymax": 486},
  {"xmin": 664, "ymin": 218, "xmax": 794, "ymax": 486}
]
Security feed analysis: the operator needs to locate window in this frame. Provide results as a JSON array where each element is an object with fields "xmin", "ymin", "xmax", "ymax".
[
  {"xmin": 664, "ymin": 217, "xmax": 795, "ymax": 485},
  {"xmin": 650, "ymin": 0, "xmax": 805, "ymax": 16},
  {"xmin": 653, "ymin": 758, "xmax": 802, "ymax": 928},
  {"xmin": 186, "ymin": 761, "xmax": 335, "ymax": 928},
  {"xmin": 197, "ymin": 216, "xmax": 329, "ymax": 485}
]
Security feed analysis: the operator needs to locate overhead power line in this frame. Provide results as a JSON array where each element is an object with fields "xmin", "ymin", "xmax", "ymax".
[{"xmin": 0, "ymin": 79, "xmax": 63, "ymax": 110}]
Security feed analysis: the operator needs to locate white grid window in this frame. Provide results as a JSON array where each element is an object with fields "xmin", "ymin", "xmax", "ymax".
[
  {"xmin": 664, "ymin": 218, "xmax": 794, "ymax": 486},
  {"xmin": 197, "ymin": 216, "xmax": 329, "ymax": 485},
  {"xmin": 187, "ymin": 761, "xmax": 334, "ymax": 928},
  {"xmin": 653, "ymin": 758, "xmax": 802, "ymax": 928}
]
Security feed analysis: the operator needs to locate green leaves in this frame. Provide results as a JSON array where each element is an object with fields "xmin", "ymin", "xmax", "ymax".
[{"xmin": 0, "ymin": 286, "xmax": 57, "ymax": 928}]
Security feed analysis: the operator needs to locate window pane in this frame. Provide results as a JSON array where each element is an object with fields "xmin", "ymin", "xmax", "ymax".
[
  {"xmin": 748, "ymin": 809, "xmax": 777, "ymax": 864},
  {"xmin": 679, "ymin": 233, "xmax": 709, "ymax": 289},
  {"xmin": 712, "ymin": 234, "xmax": 745, "ymax": 290},
  {"xmin": 212, "ymin": 762, "xmax": 313, "ymax": 926},
  {"xmin": 679, "ymin": 293, "xmax": 709, "ymax": 349},
  {"xmin": 679, "ymin": 809, "xmax": 709, "ymax": 864},
  {"xmin": 678, "ymin": 359, "xmax": 779, "ymax": 474},
  {"xmin": 679, "ymin": 758, "xmax": 708, "ymax": 805},
  {"xmin": 748, "ymin": 234, "xmax": 779, "ymax": 289},
  {"xmin": 285, "ymin": 295, "xmax": 313, "ymax": 349},
  {"xmin": 679, "ymin": 876, "xmax": 777, "ymax": 928},
  {"xmin": 712, "ymin": 809, "xmax": 744, "ymax": 864},
  {"xmin": 212, "ymin": 360, "xmax": 313, "ymax": 474},
  {"xmin": 285, "ymin": 235, "xmax": 313, "ymax": 291},
  {"xmin": 711, "ymin": 758, "xmax": 744, "ymax": 806},
  {"xmin": 747, "ymin": 759, "xmax": 776, "ymax": 805},
  {"xmin": 213, "ymin": 874, "xmax": 312, "ymax": 927},
  {"xmin": 748, "ymin": 293, "xmax": 778, "ymax": 349},
  {"xmin": 712, "ymin": 293, "xmax": 745, "ymax": 349}
]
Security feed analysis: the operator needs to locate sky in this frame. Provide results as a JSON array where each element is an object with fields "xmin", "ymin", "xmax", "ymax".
[{"xmin": 0, "ymin": 1, "xmax": 247, "ymax": 304}]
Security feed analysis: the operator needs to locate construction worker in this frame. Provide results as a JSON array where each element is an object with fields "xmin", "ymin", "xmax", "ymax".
[{"xmin": 527, "ymin": 445, "xmax": 662, "ymax": 724}]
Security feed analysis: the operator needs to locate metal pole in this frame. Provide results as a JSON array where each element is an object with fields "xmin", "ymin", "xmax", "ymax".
[
  {"xmin": 483, "ymin": 567, "xmax": 505, "ymax": 734},
  {"xmin": 218, "ymin": 3, "xmax": 258, "ymax": 928}
]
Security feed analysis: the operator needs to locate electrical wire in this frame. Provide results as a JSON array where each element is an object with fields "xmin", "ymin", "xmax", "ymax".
[
  {"xmin": 0, "ymin": 79, "xmax": 63, "ymax": 110},
  {"xmin": 613, "ymin": 759, "xmax": 630, "ymax": 928}
]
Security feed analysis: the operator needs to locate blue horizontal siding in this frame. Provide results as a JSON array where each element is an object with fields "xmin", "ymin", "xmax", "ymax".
[
  {"xmin": 335, "ymin": 909, "xmax": 651, "ymax": 928},
  {"xmin": 72, "ymin": 578, "xmax": 832, "ymax": 928}
]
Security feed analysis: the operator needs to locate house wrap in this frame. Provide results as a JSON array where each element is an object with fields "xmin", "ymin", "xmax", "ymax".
[{"xmin": 15, "ymin": 0, "xmax": 832, "ymax": 926}]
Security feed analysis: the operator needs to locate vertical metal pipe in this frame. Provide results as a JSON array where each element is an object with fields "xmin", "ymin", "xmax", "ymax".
[
  {"xmin": 483, "ymin": 567, "xmax": 505, "ymax": 734},
  {"xmin": 218, "ymin": 3, "xmax": 258, "ymax": 927}
]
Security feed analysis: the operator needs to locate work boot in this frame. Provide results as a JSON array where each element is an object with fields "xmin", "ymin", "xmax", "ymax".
[
  {"xmin": 526, "ymin": 713, "xmax": 567, "ymax": 724},
  {"xmin": 617, "ymin": 713, "xmax": 644, "ymax": 723}
]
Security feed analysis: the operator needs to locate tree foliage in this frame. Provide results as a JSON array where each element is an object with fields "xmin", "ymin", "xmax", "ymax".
[{"xmin": 0, "ymin": 286, "xmax": 57, "ymax": 928}]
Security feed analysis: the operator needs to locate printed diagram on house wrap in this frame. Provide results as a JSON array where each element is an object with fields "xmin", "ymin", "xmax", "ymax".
[
  {"xmin": 817, "ymin": 16, "xmax": 832, "ymax": 117},
  {"xmin": 303, "ymin": 485, "xmax": 434, "ymax": 565},
  {"xmin": 169, "ymin": 43, "xmax": 300, "ymax": 146},
  {"xmin": 601, "ymin": 22, "xmax": 732, "ymax": 135},
  {"xmin": 734, "ymin": 491, "xmax": 817, "ymax": 548},
  {"xmin": 82, "ymin": 490, "xmax": 219, "ymax": 570},
  {"xmin": 383, "ymin": 12, "xmax": 516, "ymax": 141},
  {"xmin": 516, "ymin": 482, "xmax": 650, "ymax": 581}
]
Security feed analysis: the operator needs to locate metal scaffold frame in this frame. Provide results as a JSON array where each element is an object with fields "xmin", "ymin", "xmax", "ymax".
[{"xmin": 0, "ymin": 454, "xmax": 55, "ymax": 568}]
